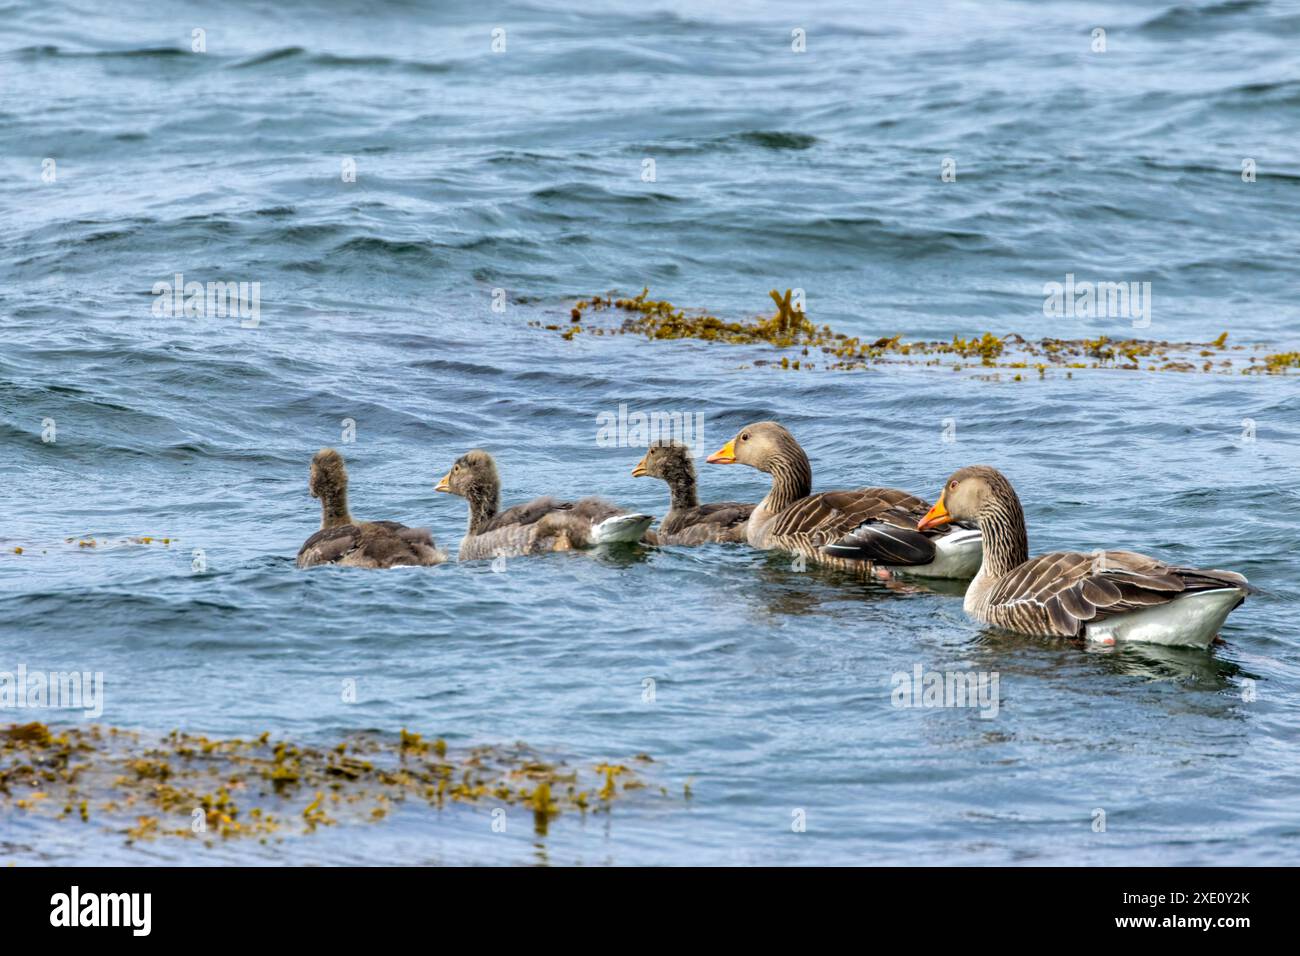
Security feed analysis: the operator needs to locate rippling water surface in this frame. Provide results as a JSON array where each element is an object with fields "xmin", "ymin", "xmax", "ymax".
[{"xmin": 1, "ymin": 0, "xmax": 1298, "ymax": 865}]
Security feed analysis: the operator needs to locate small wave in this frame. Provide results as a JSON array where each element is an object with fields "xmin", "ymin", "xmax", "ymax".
[
  {"xmin": 649, "ymin": 130, "xmax": 820, "ymax": 156},
  {"xmin": 311, "ymin": 52, "xmax": 452, "ymax": 74},
  {"xmin": 1218, "ymin": 78, "xmax": 1300, "ymax": 108},
  {"xmin": 454, "ymin": 235, "xmax": 543, "ymax": 253},
  {"xmin": 79, "ymin": 228, "xmax": 137, "ymax": 245},
  {"xmin": 335, "ymin": 235, "xmax": 430, "ymax": 256},
  {"xmin": 226, "ymin": 46, "xmax": 452, "ymax": 73},
  {"xmin": 727, "ymin": 130, "xmax": 818, "ymax": 151},
  {"xmin": 332, "ymin": 235, "xmax": 450, "ymax": 266},
  {"xmin": 486, "ymin": 150, "xmax": 559, "ymax": 167},
  {"xmin": 0, "ymin": 589, "xmax": 248, "ymax": 624},
  {"xmin": 272, "ymin": 223, "xmax": 352, "ymax": 245},
  {"xmin": 1141, "ymin": 0, "xmax": 1268, "ymax": 32},
  {"xmin": 7, "ymin": 44, "xmax": 190, "ymax": 61},
  {"xmin": 230, "ymin": 46, "xmax": 306, "ymax": 68},
  {"xmin": 530, "ymin": 182, "xmax": 680, "ymax": 206},
  {"xmin": 765, "ymin": 216, "xmax": 1005, "ymax": 258}
]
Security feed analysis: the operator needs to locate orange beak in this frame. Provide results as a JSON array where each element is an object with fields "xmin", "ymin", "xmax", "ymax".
[
  {"xmin": 434, "ymin": 471, "xmax": 451, "ymax": 493},
  {"xmin": 706, "ymin": 438, "xmax": 736, "ymax": 465},
  {"xmin": 917, "ymin": 494, "xmax": 951, "ymax": 532},
  {"xmin": 631, "ymin": 451, "xmax": 649, "ymax": 478}
]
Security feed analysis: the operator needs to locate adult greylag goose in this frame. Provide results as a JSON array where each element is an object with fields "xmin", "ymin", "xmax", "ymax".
[
  {"xmin": 436, "ymin": 449, "xmax": 653, "ymax": 561},
  {"xmin": 704, "ymin": 421, "xmax": 981, "ymax": 578},
  {"xmin": 917, "ymin": 465, "xmax": 1249, "ymax": 648},
  {"xmin": 297, "ymin": 449, "xmax": 445, "ymax": 568},
  {"xmin": 631, "ymin": 440, "xmax": 753, "ymax": 545}
]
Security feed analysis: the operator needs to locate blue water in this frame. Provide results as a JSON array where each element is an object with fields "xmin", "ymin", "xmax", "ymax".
[{"xmin": 1, "ymin": 0, "xmax": 1298, "ymax": 865}]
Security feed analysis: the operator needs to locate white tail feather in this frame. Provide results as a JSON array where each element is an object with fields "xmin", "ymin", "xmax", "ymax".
[
  {"xmin": 592, "ymin": 513, "xmax": 653, "ymax": 544},
  {"xmin": 900, "ymin": 527, "xmax": 984, "ymax": 579},
  {"xmin": 1085, "ymin": 587, "xmax": 1245, "ymax": 649}
]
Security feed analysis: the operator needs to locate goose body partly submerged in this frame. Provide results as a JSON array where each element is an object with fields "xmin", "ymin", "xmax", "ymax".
[
  {"xmin": 705, "ymin": 421, "xmax": 981, "ymax": 578},
  {"xmin": 436, "ymin": 449, "xmax": 653, "ymax": 561},
  {"xmin": 917, "ymin": 465, "xmax": 1249, "ymax": 648},
  {"xmin": 297, "ymin": 449, "xmax": 445, "ymax": 569},
  {"xmin": 631, "ymin": 440, "xmax": 753, "ymax": 545}
]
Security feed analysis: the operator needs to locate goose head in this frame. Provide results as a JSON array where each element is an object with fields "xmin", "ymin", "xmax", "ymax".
[
  {"xmin": 632, "ymin": 440, "xmax": 695, "ymax": 483},
  {"xmin": 309, "ymin": 448, "xmax": 348, "ymax": 500},
  {"xmin": 705, "ymin": 421, "xmax": 799, "ymax": 473},
  {"xmin": 309, "ymin": 448, "xmax": 353, "ymax": 527},
  {"xmin": 633, "ymin": 439, "xmax": 699, "ymax": 510},
  {"xmin": 436, "ymin": 449, "xmax": 501, "ymax": 534},
  {"xmin": 918, "ymin": 465, "xmax": 1015, "ymax": 530},
  {"xmin": 435, "ymin": 449, "xmax": 500, "ymax": 502}
]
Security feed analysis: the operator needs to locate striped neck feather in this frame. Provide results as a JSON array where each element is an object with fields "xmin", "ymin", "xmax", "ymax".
[
  {"xmin": 465, "ymin": 480, "xmax": 499, "ymax": 536},
  {"xmin": 977, "ymin": 481, "xmax": 1029, "ymax": 579},
  {"xmin": 320, "ymin": 490, "xmax": 354, "ymax": 529},
  {"xmin": 761, "ymin": 437, "xmax": 813, "ymax": 514}
]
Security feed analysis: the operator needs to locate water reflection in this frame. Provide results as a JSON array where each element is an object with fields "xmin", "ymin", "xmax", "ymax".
[
  {"xmin": 971, "ymin": 626, "xmax": 1244, "ymax": 688},
  {"xmin": 1084, "ymin": 641, "xmax": 1243, "ymax": 686}
]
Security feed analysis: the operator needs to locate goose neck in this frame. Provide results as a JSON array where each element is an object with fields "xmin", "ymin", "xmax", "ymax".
[
  {"xmin": 761, "ymin": 444, "xmax": 812, "ymax": 514},
  {"xmin": 977, "ymin": 490, "xmax": 1029, "ymax": 581},
  {"xmin": 666, "ymin": 472, "xmax": 699, "ymax": 512},
  {"xmin": 320, "ymin": 490, "xmax": 354, "ymax": 529},
  {"xmin": 466, "ymin": 482, "xmax": 499, "ymax": 536}
]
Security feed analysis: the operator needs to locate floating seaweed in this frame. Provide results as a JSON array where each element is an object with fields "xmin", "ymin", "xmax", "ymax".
[
  {"xmin": 542, "ymin": 289, "xmax": 1293, "ymax": 376},
  {"xmin": 1261, "ymin": 351, "xmax": 1300, "ymax": 373},
  {"xmin": 64, "ymin": 536, "xmax": 174, "ymax": 548},
  {"xmin": 2, "ymin": 535, "xmax": 178, "ymax": 561},
  {"xmin": 1, "ymin": 722, "xmax": 664, "ymax": 847}
]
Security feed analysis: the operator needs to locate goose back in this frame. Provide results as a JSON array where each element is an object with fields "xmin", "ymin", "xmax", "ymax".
[
  {"xmin": 760, "ymin": 486, "xmax": 971, "ymax": 574},
  {"xmin": 973, "ymin": 548, "xmax": 1249, "ymax": 637},
  {"xmin": 653, "ymin": 501, "xmax": 754, "ymax": 545},
  {"xmin": 298, "ymin": 521, "xmax": 445, "ymax": 568},
  {"xmin": 459, "ymin": 495, "xmax": 642, "ymax": 560}
]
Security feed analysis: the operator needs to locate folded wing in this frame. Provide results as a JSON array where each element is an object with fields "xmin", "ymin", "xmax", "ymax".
[{"xmin": 989, "ymin": 549, "xmax": 1249, "ymax": 637}]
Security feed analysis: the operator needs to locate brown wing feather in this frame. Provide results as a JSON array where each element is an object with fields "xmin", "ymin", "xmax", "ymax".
[
  {"xmin": 297, "ymin": 525, "xmax": 364, "ymax": 567},
  {"xmin": 462, "ymin": 496, "xmax": 640, "ymax": 558},
  {"xmin": 298, "ymin": 522, "xmax": 444, "ymax": 568},
  {"xmin": 480, "ymin": 495, "xmax": 628, "ymax": 534},
  {"xmin": 818, "ymin": 491, "xmax": 979, "ymax": 567},
  {"xmin": 765, "ymin": 487, "xmax": 929, "ymax": 557},
  {"xmin": 480, "ymin": 496, "xmax": 573, "ymax": 532},
  {"xmin": 568, "ymin": 496, "xmax": 633, "ymax": 525},
  {"xmin": 657, "ymin": 502, "xmax": 754, "ymax": 544},
  {"xmin": 987, "ymin": 550, "xmax": 1247, "ymax": 637}
]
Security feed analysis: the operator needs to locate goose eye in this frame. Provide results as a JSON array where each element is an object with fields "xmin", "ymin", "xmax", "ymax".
[
  {"xmin": 740, "ymin": 432, "xmax": 749, "ymax": 441},
  {"xmin": 949, "ymin": 480, "xmax": 958, "ymax": 490}
]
